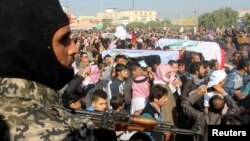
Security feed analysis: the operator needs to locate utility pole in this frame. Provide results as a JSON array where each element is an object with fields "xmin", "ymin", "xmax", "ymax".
[
  {"xmin": 194, "ymin": 10, "xmax": 197, "ymax": 25},
  {"xmin": 193, "ymin": 10, "xmax": 198, "ymax": 34},
  {"xmin": 133, "ymin": 0, "xmax": 135, "ymax": 10},
  {"xmin": 100, "ymin": 0, "xmax": 103, "ymax": 12}
]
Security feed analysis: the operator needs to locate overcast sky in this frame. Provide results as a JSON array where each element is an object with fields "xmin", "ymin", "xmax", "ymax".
[{"xmin": 59, "ymin": 0, "xmax": 250, "ymax": 19}]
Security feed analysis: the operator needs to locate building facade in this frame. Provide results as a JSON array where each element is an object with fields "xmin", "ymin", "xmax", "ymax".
[
  {"xmin": 238, "ymin": 9, "xmax": 250, "ymax": 17},
  {"xmin": 97, "ymin": 8, "xmax": 157, "ymax": 25},
  {"xmin": 62, "ymin": 6, "xmax": 157, "ymax": 29},
  {"xmin": 73, "ymin": 16, "xmax": 102, "ymax": 29}
]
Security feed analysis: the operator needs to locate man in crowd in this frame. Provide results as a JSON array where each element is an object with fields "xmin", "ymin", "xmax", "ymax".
[
  {"xmin": 182, "ymin": 84, "xmax": 240, "ymax": 141},
  {"xmin": 0, "ymin": 0, "xmax": 98, "ymax": 140},
  {"xmin": 141, "ymin": 85, "xmax": 169, "ymax": 141}
]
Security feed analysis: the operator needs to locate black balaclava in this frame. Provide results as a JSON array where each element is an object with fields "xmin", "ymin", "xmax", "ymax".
[{"xmin": 0, "ymin": 0, "xmax": 74, "ymax": 90}]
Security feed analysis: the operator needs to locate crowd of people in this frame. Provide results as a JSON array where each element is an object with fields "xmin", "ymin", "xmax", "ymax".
[
  {"xmin": 1, "ymin": 0, "xmax": 250, "ymax": 141},
  {"xmin": 62, "ymin": 21, "xmax": 250, "ymax": 140},
  {"xmin": 66, "ymin": 16, "xmax": 250, "ymax": 141}
]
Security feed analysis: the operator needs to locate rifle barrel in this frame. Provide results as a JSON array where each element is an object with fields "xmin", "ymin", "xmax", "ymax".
[{"xmin": 155, "ymin": 127, "xmax": 200, "ymax": 135}]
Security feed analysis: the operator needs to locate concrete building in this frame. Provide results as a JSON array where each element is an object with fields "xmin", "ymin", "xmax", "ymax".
[
  {"xmin": 62, "ymin": 6, "xmax": 102, "ymax": 29},
  {"xmin": 97, "ymin": 8, "xmax": 157, "ymax": 25},
  {"xmin": 62, "ymin": 6, "xmax": 157, "ymax": 29},
  {"xmin": 73, "ymin": 16, "xmax": 102, "ymax": 29},
  {"xmin": 238, "ymin": 9, "xmax": 250, "ymax": 17}
]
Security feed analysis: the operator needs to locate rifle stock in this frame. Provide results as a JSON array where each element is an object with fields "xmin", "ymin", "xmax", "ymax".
[{"xmin": 115, "ymin": 123, "xmax": 154, "ymax": 132}]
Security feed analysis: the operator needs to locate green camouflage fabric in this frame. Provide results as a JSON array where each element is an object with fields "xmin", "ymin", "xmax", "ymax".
[{"xmin": 0, "ymin": 78, "xmax": 94, "ymax": 141}]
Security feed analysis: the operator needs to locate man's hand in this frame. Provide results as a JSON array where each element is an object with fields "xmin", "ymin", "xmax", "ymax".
[
  {"xmin": 235, "ymin": 90, "xmax": 246, "ymax": 100},
  {"xmin": 81, "ymin": 68, "xmax": 90, "ymax": 78},
  {"xmin": 197, "ymin": 85, "xmax": 208, "ymax": 96},
  {"xmin": 99, "ymin": 45, "xmax": 105, "ymax": 54},
  {"xmin": 171, "ymin": 79, "xmax": 179, "ymax": 88},
  {"xmin": 180, "ymin": 47, "xmax": 187, "ymax": 55},
  {"xmin": 164, "ymin": 132, "xmax": 171, "ymax": 141},
  {"xmin": 213, "ymin": 85, "xmax": 227, "ymax": 96},
  {"xmin": 171, "ymin": 78, "xmax": 182, "ymax": 88}
]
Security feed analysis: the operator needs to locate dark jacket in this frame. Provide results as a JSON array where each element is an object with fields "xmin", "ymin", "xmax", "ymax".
[
  {"xmin": 62, "ymin": 75, "xmax": 84, "ymax": 108},
  {"xmin": 141, "ymin": 102, "xmax": 163, "ymax": 141},
  {"xmin": 123, "ymin": 77, "xmax": 133, "ymax": 111},
  {"xmin": 181, "ymin": 92, "xmax": 240, "ymax": 141},
  {"xmin": 109, "ymin": 77, "xmax": 125, "ymax": 97}
]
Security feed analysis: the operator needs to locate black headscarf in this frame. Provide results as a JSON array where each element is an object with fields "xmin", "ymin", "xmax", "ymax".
[{"xmin": 0, "ymin": 0, "xmax": 74, "ymax": 90}]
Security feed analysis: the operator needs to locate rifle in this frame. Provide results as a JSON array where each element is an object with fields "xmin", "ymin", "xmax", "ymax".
[
  {"xmin": 66, "ymin": 109, "xmax": 201, "ymax": 141},
  {"xmin": 62, "ymin": 76, "xmax": 200, "ymax": 140}
]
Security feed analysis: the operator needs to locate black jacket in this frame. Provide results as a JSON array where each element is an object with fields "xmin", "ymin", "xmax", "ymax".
[{"xmin": 141, "ymin": 103, "xmax": 163, "ymax": 141}]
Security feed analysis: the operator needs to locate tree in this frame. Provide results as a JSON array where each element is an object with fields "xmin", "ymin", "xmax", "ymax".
[
  {"xmin": 146, "ymin": 21, "xmax": 161, "ymax": 28},
  {"xmin": 199, "ymin": 13, "xmax": 214, "ymax": 28},
  {"xmin": 198, "ymin": 7, "xmax": 238, "ymax": 29},
  {"xmin": 161, "ymin": 19, "xmax": 172, "ymax": 27},
  {"xmin": 242, "ymin": 13, "xmax": 250, "ymax": 26},
  {"xmin": 127, "ymin": 21, "xmax": 146, "ymax": 29},
  {"xmin": 146, "ymin": 20, "xmax": 172, "ymax": 29},
  {"xmin": 126, "ymin": 19, "xmax": 172, "ymax": 30},
  {"xmin": 224, "ymin": 7, "xmax": 238, "ymax": 27},
  {"xmin": 102, "ymin": 19, "xmax": 112, "ymax": 30}
]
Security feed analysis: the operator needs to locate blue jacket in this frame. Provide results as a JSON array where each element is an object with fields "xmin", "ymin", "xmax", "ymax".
[{"xmin": 223, "ymin": 70, "xmax": 245, "ymax": 96}]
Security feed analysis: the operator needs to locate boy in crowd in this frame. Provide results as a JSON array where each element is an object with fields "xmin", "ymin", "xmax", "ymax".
[
  {"xmin": 110, "ymin": 95, "xmax": 125, "ymax": 112},
  {"xmin": 109, "ymin": 64, "xmax": 129, "ymax": 97},
  {"xmin": 87, "ymin": 89, "xmax": 108, "ymax": 112},
  {"xmin": 141, "ymin": 85, "xmax": 169, "ymax": 141}
]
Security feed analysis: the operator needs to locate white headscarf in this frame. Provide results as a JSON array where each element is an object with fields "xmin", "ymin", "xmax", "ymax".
[
  {"xmin": 205, "ymin": 70, "xmax": 227, "ymax": 107},
  {"xmin": 208, "ymin": 70, "xmax": 227, "ymax": 87}
]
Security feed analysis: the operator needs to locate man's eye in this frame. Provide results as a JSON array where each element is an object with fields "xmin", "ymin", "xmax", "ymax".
[
  {"xmin": 60, "ymin": 32, "xmax": 71, "ymax": 46},
  {"xmin": 60, "ymin": 37, "xmax": 70, "ymax": 45}
]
